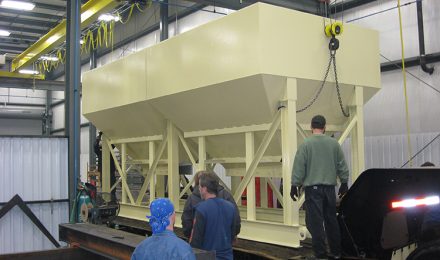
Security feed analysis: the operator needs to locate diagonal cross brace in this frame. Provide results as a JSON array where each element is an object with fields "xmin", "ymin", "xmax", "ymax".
[
  {"xmin": 180, "ymin": 177, "xmax": 195, "ymax": 198},
  {"xmin": 106, "ymin": 141, "xmax": 135, "ymax": 204},
  {"xmin": 338, "ymin": 116, "xmax": 357, "ymax": 145},
  {"xmin": 233, "ymin": 110, "xmax": 281, "ymax": 202},
  {"xmin": 177, "ymin": 130, "xmax": 197, "ymax": 166},
  {"xmin": 266, "ymin": 177, "xmax": 284, "ymax": 207},
  {"xmin": 136, "ymin": 135, "xmax": 168, "ymax": 205}
]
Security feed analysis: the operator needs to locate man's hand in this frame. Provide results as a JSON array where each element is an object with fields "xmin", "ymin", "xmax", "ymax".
[
  {"xmin": 338, "ymin": 183, "xmax": 348, "ymax": 198},
  {"xmin": 290, "ymin": 185, "xmax": 300, "ymax": 201}
]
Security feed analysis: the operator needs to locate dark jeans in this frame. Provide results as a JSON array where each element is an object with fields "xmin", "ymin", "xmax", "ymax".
[{"xmin": 304, "ymin": 185, "xmax": 341, "ymax": 258}]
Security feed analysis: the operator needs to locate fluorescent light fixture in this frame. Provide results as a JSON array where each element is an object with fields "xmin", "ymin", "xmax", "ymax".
[
  {"xmin": 81, "ymin": 10, "xmax": 93, "ymax": 22},
  {"xmin": 392, "ymin": 196, "xmax": 440, "ymax": 209},
  {"xmin": 47, "ymin": 35, "xmax": 59, "ymax": 44},
  {"xmin": 98, "ymin": 14, "xmax": 120, "ymax": 22},
  {"xmin": 0, "ymin": 29, "xmax": 10, "ymax": 36},
  {"xmin": 40, "ymin": 55, "xmax": 58, "ymax": 61},
  {"xmin": 19, "ymin": 69, "xmax": 39, "ymax": 75},
  {"xmin": 1, "ymin": 0, "xmax": 35, "ymax": 11}
]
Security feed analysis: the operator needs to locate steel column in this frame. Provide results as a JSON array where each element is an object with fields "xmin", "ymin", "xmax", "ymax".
[
  {"xmin": 149, "ymin": 141, "xmax": 156, "ymax": 203},
  {"xmin": 245, "ymin": 132, "xmax": 256, "ymax": 221},
  {"xmin": 349, "ymin": 86, "xmax": 365, "ymax": 182},
  {"xmin": 89, "ymin": 50, "xmax": 97, "ymax": 168},
  {"xmin": 281, "ymin": 78, "xmax": 297, "ymax": 226},
  {"xmin": 67, "ymin": 0, "xmax": 81, "ymax": 222},
  {"xmin": 167, "ymin": 121, "xmax": 180, "ymax": 209},
  {"xmin": 102, "ymin": 136, "xmax": 111, "ymax": 196},
  {"xmin": 198, "ymin": 136, "xmax": 206, "ymax": 171},
  {"xmin": 121, "ymin": 143, "xmax": 128, "ymax": 203},
  {"xmin": 43, "ymin": 90, "xmax": 52, "ymax": 136},
  {"xmin": 260, "ymin": 178, "xmax": 268, "ymax": 208},
  {"xmin": 160, "ymin": 0, "xmax": 169, "ymax": 41}
]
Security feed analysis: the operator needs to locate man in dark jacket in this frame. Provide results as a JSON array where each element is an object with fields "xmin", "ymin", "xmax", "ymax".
[
  {"xmin": 182, "ymin": 170, "xmax": 241, "ymax": 239},
  {"xmin": 189, "ymin": 172, "xmax": 238, "ymax": 260}
]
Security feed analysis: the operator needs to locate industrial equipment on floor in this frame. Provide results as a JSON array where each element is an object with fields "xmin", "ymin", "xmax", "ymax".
[
  {"xmin": 339, "ymin": 168, "xmax": 440, "ymax": 259},
  {"xmin": 82, "ymin": 3, "xmax": 380, "ymax": 248}
]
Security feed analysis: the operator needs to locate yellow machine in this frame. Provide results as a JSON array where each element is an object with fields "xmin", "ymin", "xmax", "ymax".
[{"xmin": 82, "ymin": 3, "xmax": 380, "ymax": 248}]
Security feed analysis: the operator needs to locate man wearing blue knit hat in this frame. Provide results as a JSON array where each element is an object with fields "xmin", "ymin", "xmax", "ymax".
[{"xmin": 131, "ymin": 198, "xmax": 196, "ymax": 260}]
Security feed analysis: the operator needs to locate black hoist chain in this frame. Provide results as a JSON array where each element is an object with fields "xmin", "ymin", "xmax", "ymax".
[
  {"xmin": 296, "ymin": 38, "xmax": 350, "ymax": 118},
  {"xmin": 332, "ymin": 51, "xmax": 350, "ymax": 117}
]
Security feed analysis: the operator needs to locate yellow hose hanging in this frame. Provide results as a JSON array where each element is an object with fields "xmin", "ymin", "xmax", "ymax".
[
  {"xmin": 33, "ymin": 3, "xmax": 148, "ymax": 74},
  {"xmin": 397, "ymin": 0, "xmax": 413, "ymax": 166},
  {"xmin": 118, "ymin": 4, "xmax": 135, "ymax": 24}
]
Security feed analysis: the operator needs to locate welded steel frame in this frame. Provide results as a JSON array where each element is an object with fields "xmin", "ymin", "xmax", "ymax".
[{"xmin": 101, "ymin": 80, "xmax": 366, "ymax": 248}]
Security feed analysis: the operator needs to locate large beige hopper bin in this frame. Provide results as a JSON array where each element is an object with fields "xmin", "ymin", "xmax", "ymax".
[{"xmin": 82, "ymin": 3, "xmax": 380, "ymax": 248}]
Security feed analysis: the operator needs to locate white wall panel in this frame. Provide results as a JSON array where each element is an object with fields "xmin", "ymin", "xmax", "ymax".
[
  {"xmin": 171, "ymin": 6, "xmax": 234, "ymax": 35},
  {"xmin": 337, "ymin": 0, "xmax": 440, "ymax": 61},
  {"xmin": 0, "ymin": 137, "xmax": 68, "ymax": 254},
  {"xmin": 365, "ymin": 132, "xmax": 440, "ymax": 169},
  {"xmin": 333, "ymin": 0, "xmax": 440, "ymax": 136},
  {"xmin": 0, "ymin": 119, "xmax": 42, "ymax": 136},
  {"xmin": 134, "ymin": 31, "xmax": 160, "ymax": 51},
  {"xmin": 0, "ymin": 88, "xmax": 46, "ymax": 105},
  {"xmin": 52, "ymin": 104, "xmax": 64, "ymax": 130},
  {"xmin": 52, "ymin": 91, "xmax": 64, "ymax": 101},
  {"xmin": 364, "ymin": 61, "xmax": 440, "ymax": 136}
]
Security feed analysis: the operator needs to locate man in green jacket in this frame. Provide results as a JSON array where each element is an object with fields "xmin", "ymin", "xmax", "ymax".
[{"xmin": 291, "ymin": 115, "xmax": 349, "ymax": 260}]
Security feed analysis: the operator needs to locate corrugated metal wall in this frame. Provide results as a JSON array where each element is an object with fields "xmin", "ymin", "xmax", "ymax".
[
  {"xmin": 365, "ymin": 132, "xmax": 440, "ymax": 168},
  {"xmin": 0, "ymin": 137, "xmax": 68, "ymax": 254},
  {"xmin": 341, "ymin": 132, "xmax": 440, "ymax": 184}
]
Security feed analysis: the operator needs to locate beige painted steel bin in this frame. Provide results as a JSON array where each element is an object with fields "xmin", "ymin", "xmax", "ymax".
[{"xmin": 82, "ymin": 3, "xmax": 380, "ymax": 248}]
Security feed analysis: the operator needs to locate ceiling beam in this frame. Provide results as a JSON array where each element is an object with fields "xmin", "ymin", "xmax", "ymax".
[
  {"xmin": 1, "ymin": 25, "xmax": 47, "ymax": 35},
  {"xmin": 0, "ymin": 49, "xmax": 21, "ymax": 54},
  {"xmin": 330, "ymin": 0, "xmax": 377, "ymax": 14},
  {"xmin": 0, "ymin": 16, "xmax": 58, "ymax": 28},
  {"xmin": 34, "ymin": 2, "xmax": 66, "ymax": 12},
  {"xmin": 11, "ymin": 0, "xmax": 120, "ymax": 72},
  {"xmin": 0, "ymin": 7, "xmax": 64, "ymax": 20},
  {"xmin": 0, "ymin": 78, "xmax": 65, "ymax": 91},
  {"xmin": 184, "ymin": 0, "xmax": 320, "ymax": 14},
  {"xmin": 0, "ymin": 38, "xmax": 32, "ymax": 45},
  {"xmin": 9, "ymin": 34, "xmax": 40, "ymax": 42},
  {"xmin": 0, "ymin": 45, "xmax": 28, "ymax": 52}
]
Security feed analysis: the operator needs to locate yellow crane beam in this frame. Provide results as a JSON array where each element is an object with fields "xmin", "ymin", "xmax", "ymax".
[
  {"xmin": 11, "ymin": 0, "xmax": 120, "ymax": 72},
  {"xmin": 0, "ymin": 71, "xmax": 45, "ymax": 80}
]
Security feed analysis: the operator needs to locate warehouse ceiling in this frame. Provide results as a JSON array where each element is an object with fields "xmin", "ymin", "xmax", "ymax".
[
  {"xmin": 0, "ymin": 0, "xmax": 374, "ymax": 56},
  {"xmin": 0, "ymin": 0, "xmax": 67, "ymax": 55}
]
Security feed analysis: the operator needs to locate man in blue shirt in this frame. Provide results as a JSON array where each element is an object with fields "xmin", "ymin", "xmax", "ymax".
[
  {"xmin": 131, "ymin": 198, "xmax": 196, "ymax": 260},
  {"xmin": 190, "ymin": 172, "xmax": 237, "ymax": 260}
]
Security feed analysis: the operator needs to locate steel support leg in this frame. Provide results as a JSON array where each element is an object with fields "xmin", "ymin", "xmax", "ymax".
[
  {"xmin": 102, "ymin": 136, "xmax": 111, "ymax": 196},
  {"xmin": 121, "ymin": 143, "xmax": 127, "ymax": 203},
  {"xmin": 149, "ymin": 141, "xmax": 156, "ymax": 203},
  {"xmin": 281, "ymin": 78, "xmax": 298, "ymax": 226},
  {"xmin": 246, "ymin": 132, "xmax": 256, "ymax": 220},
  {"xmin": 198, "ymin": 136, "xmax": 206, "ymax": 171},
  {"xmin": 350, "ymin": 86, "xmax": 365, "ymax": 182},
  {"xmin": 261, "ymin": 178, "xmax": 268, "ymax": 208},
  {"xmin": 167, "ymin": 121, "xmax": 180, "ymax": 209}
]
